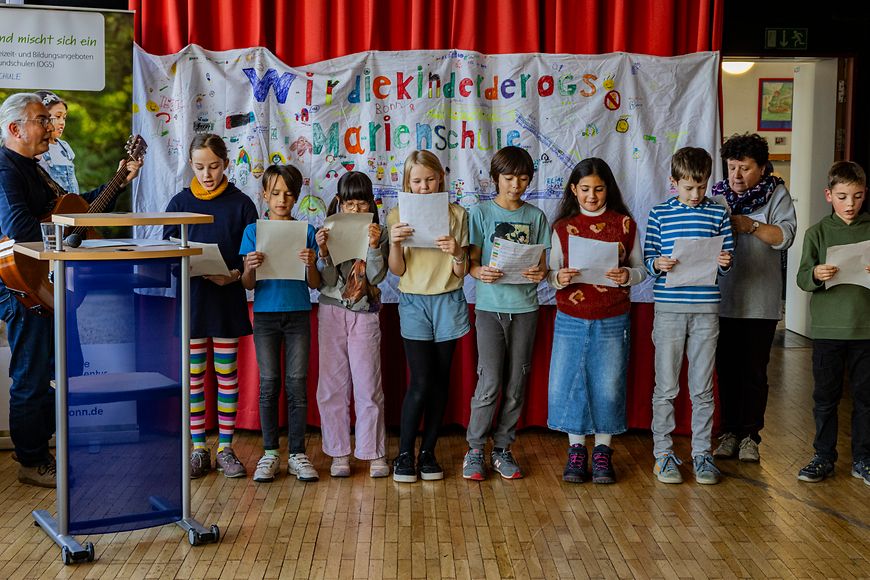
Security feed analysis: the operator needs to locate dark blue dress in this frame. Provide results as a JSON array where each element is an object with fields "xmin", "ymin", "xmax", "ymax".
[{"xmin": 163, "ymin": 183, "xmax": 258, "ymax": 339}]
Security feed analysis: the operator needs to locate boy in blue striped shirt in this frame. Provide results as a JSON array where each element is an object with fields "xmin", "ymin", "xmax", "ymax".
[{"xmin": 644, "ymin": 147, "xmax": 735, "ymax": 485}]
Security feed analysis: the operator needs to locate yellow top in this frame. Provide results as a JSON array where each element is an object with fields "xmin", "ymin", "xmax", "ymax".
[{"xmin": 387, "ymin": 202, "xmax": 468, "ymax": 295}]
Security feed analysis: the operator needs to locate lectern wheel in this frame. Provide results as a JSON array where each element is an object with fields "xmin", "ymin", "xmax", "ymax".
[
  {"xmin": 86, "ymin": 542, "xmax": 95, "ymax": 562},
  {"xmin": 61, "ymin": 546, "xmax": 72, "ymax": 565},
  {"xmin": 210, "ymin": 524, "xmax": 220, "ymax": 543},
  {"xmin": 188, "ymin": 528, "xmax": 199, "ymax": 546}
]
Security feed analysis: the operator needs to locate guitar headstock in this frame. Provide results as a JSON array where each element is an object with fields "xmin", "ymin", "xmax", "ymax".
[{"xmin": 125, "ymin": 135, "xmax": 148, "ymax": 162}]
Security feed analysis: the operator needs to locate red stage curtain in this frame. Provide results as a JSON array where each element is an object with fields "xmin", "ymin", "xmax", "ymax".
[{"xmin": 129, "ymin": 0, "xmax": 723, "ymax": 435}]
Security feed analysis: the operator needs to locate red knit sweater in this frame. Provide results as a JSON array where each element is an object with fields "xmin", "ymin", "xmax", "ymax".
[{"xmin": 554, "ymin": 210, "xmax": 636, "ymax": 320}]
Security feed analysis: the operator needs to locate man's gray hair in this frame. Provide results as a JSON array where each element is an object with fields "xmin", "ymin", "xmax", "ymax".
[{"xmin": 0, "ymin": 93, "xmax": 43, "ymax": 146}]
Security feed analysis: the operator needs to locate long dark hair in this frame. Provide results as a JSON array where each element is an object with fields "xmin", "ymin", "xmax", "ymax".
[
  {"xmin": 554, "ymin": 158, "xmax": 633, "ymax": 225},
  {"xmin": 327, "ymin": 171, "xmax": 379, "ymax": 224}
]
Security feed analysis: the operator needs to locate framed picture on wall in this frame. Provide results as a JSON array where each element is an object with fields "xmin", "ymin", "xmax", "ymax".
[{"xmin": 758, "ymin": 78, "xmax": 793, "ymax": 131}]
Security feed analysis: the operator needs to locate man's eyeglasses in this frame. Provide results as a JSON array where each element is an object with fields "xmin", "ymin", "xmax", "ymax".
[{"xmin": 17, "ymin": 117, "xmax": 54, "ymax": 129}]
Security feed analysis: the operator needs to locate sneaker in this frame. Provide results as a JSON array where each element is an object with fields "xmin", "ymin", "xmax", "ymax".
[
  {"xmin": 693, "ymin": 453, "xmax": 721, "ymax": 485},
  {"xmin": 713, "ymin": 433, "xmax": 739, "ymax": 459},
  {"xmin": 462, "ymin": 448, "xmax": 486, "ymax": 481},
  {"xmin": 288, "ymin": 453, "xmax": 319, "ymax": 482},
  {"xmin": 216, "ymin": 447, "xmax": 247, "ymax": 478},
  {"xmin": 392, "ymin": 452, "xmax": 417, "ymax": 483},
  {"xmin": 331, "ymin": 455, "xmax": 351, "ymax": 478},
  {"xmin": 190, "ymin": 448, "xmax": 211, "ymax": 479},
  {"xmin": 738, "ymin": 437, "xmax": 760, "ymax": 463},
  {"xmin": 591, "ymin": 445, "xmax": 616, "ymax": 484},
  {"xmin": 369, "ymin": 457, "xmax": 390, "ymax": 478},
  {"xmin": 653, "ymin": 452, "xmax": 683, "ymax": 484},
  {"xmin": 491, "ymin": 448, "xmax": 523, "ymax": 479},
  {"xmin": 253, "ymin": 454, "xmax": 280, "ymax": 483},
  {"xmin": 797, "ymin": 455, "xmax": 834, "ymax": 483},
  {"xmin": 563, "ymin": 444, "xmax": 588, "ymax": 483},
  {"xmin": 418, "ymin": 450, "xmax": 444, "ymax": 481},
  {"xmin": 851, "ymin": 460, "xmax": 870, "ymax": 486},
  {"xmin": 18, "ymin": 462, "xmax": 56, "ymax": 488}
]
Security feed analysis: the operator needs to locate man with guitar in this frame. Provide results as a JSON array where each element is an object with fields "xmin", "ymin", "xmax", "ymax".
[{"xmin": 0, "ymin": 92, "xmax": 142, "ymax": 487}]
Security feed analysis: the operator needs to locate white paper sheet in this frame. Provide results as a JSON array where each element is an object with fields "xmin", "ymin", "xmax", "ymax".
[
  {"xmin": 567, "ymin": 235, "xmax": 619, "ymax": 287},
  {"xmin": 488, "ymin": 238, "xmax": 545, "ymax": 285},
  {"xmin": 746, "ymin": 211, "xmax": 767, "ymax": 224},
  {"xmin": 397, "ymin": 192, "xmax": 449, "ymax": 248},
  {"xmin": 255, "ymin": 219, "xmax": 309, "ymax": 281},
  {"xmin": 322, "ymin": 212, "xmax": 373, "ymax": 264},
  {"xmin": 79, "ymin": 239, "xmax": 136, "ymax": 248},
  {"xmin": 665, "ymin": 235, "xmax": 725, "ymax": 288},
  {"xmin": 825, "ymin": 239, "xmax": 870, "ymax": 290},
  {"xmin": 170, "ymin": 237, "xmax": 230, "ymax": 277}
]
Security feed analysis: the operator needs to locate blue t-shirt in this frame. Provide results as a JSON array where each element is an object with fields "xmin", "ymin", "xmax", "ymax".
[
  {"xmin": 239, "ymin": 221, "xmax": 317, "ymax": 313},
  {"xmin": 468, "ymin": 200, "xmax": 550, "ymax": 313}
]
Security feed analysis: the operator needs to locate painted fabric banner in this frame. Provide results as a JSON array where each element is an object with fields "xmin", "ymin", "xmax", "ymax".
[{"xmin": 132, "ymin": 46, "xmax": 720, "ymax": 302}]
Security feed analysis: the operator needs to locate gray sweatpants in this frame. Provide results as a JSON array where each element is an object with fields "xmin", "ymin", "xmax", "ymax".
[
  {"xmin": 466, "ymin": 310, "xmax": 538, "ymax": 449},
  {"xmin": 651, "ymin": 310, "xmax": 719, "ymax": 458}
]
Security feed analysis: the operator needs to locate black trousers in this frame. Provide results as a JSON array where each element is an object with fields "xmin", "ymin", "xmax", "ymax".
[
  {"xmin": 715, "ymin": 317, "xmax": 778, "ymax": 443},
  {"xmin": 399, "ymin": 338, "xmax": 457, "ymax": 455},
  {"xmin": 811, "ymin": 339, "xmax": 870, "ymax": 463}
]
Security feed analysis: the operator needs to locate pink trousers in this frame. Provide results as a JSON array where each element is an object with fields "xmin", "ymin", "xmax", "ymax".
[{"xmin": 316, "ymin": 304, "xmax": 386, "ymax": 460}]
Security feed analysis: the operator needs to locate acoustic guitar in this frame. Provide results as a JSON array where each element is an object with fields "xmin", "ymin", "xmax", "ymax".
[{"xmin": 0, "ymin": 135, "xmax": 147, "ymax": 315}]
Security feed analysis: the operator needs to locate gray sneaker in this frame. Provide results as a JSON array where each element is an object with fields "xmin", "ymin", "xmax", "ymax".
[
  {"xmin": 713, "ymin": 433, "xmax": 738, "ymax": 459},
  {"xmin": 653, "ymin": 452, "xmax": 683, "ymax": 484},
  {"xmin": 190, "ymin": 448, "xmax": 211, "ymax": 479},
  {"xmin": 491, "ymin": 448, "xmax": 523, "ymax": 479},
  {"xmin": 216, "ymin": 447, "xmax": 247, "ymax": 478},
  {"xmin": 462, "ymin": 448, "xmax": 486, "ymax": 481},
  {"xmin": 693, "ymin": 453, "xmax": 721, "ymax": 485},
  {"xmin": 18, "ymin": 462, "xmax": 56, "ymax": 488},
  {"xmin": 288, "ymin": 453, "xmax": 319, "ymax": 482},
  {"xmin": 738, "ymin": 437, "xmax": 760, "ymax": 462},
  {"xmin": 253, "ymin": 454, "xmax": 280, "ymax": 483}
]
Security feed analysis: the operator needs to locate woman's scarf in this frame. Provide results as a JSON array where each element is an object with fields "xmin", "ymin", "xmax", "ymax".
[{"xmin": 711, "ymin": 174, "xmax": 784, "ymax": 215}]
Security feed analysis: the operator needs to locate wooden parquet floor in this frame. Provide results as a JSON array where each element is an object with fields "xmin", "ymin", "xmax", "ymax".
[{"xmin": 1, "ymin": 332, "xmax": 869, "ymax": 579}]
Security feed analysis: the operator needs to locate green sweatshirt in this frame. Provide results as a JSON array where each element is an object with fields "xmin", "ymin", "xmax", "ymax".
[{"xmin": 796, "ymin": 212, "xmax": 870, "ymax": 340}]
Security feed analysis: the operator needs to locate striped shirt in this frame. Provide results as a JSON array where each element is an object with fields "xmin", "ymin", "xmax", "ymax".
[{"xmin": 643, "ymin": 196, "xmax": 735, "ymax": 307}]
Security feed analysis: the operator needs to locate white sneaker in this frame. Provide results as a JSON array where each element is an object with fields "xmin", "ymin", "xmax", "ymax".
[
  {"xmin": 330, "ymin": 455, "xmax": 351, "ymax": 477},
  {"xmin": 252, "ymin": 454, "xmax": 280, "ymax": 483},
  {"xmin": 369, "ymin": 457, "xmax": 390, "ymax": 478},
  {"xmin": 288, "ymin": 453, "xmax": 319, "ymax": 482},
  {"xmin": 738, "ymin": 437, "xmax": 760, "ymax": 462}
]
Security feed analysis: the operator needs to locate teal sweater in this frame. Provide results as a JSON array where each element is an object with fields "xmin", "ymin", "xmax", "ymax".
[{"xmin": 796, "ymin": 212, "xmax": 870, "ymax": 340}]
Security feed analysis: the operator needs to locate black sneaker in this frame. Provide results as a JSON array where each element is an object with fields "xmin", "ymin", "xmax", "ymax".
[
  {"xmin": 392, "ymin": 452, "xmax": 417, "ymax": 483},
  {"xmin": 797, "ymin": 455, "xmax": 834, "ymax": 483},
  {"xmin": 591, "ymin": 444, "xmax": 616, "ymax": 484},
  {"xmin": 563, "ymin": 444, "xmax": 588, "ymax": 483},
  {"xmin": 418, "ymin": 450, "xmax": 444, "ymax": 481}
]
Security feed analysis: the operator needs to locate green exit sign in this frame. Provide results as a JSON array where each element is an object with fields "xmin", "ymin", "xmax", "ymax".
[{"xmin": 765, "ymin": 28, "xmax": 808, "ymax": 50}]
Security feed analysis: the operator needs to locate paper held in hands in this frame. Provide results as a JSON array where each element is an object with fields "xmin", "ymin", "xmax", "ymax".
[
  {"xmin": 824, "ymin": 239, "xmax": 870, "ymax": 290},
  {"xmin": 322, "ymin": 212, "xmax": 373, "ymax": 264},
  {"xmin": 567, "ymin": 235, "xmax": 619, "ymax": 287},
  {"xmin": 397, "ymin": 191, "xmax": 449, "ymax": 248},
  {"xmin": 488, "ymin": 238, "xmax": 545, "ymax": 284},
  {"xmin": 256, "ymin": 219, "xmax": 309, "ymax": 281},
  {"xmin": 665, "ymin": 235, "xmax": 725, "ymax": 288},
  {"xmin": 170, "ymin": 237, "xmax": 230, "ymax": 277}
]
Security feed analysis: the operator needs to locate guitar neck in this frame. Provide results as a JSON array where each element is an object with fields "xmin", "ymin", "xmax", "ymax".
[{"xmin": 69, "ymin": 163, "xmax": 129, "ymax": 237}]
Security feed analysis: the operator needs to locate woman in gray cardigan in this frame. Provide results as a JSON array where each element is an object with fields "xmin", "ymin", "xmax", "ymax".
[{"xmin": 711, "ymin": 133, "xmax": 797, "ymax": 462}]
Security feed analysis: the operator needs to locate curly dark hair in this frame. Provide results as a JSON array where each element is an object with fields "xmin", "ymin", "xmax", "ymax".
[{"xmin": 721, "ymin": 133, "xmax": 769, "ymax": 167}]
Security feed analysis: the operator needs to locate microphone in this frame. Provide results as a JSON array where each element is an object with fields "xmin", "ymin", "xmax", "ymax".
[{"xmin": 64, "ymin": 233, "xmax": 83, "ymax": 248}]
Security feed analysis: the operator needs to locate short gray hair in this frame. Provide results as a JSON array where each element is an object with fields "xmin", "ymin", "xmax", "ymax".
[{"xmin": 0, "ymin": 93, "xmax": 43, "ymax": 146}]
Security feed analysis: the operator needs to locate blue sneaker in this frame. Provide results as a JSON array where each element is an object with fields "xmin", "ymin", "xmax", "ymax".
[
  {"xmin": 797, "ymin": 455, "xmax": 834, "ymax": 483},
  {"xmin": 462, "ymin": 448, "xmax": 486, "ymax": 481},
  {"xmin": 653, "ymin": 452, "xmax": 683, "ymax": 484},
  {"xmin": 851, "ymin": 460, "xmax": 869, "ymax": 486},
  {"xmin": 693, "ymin": 453, "xmax": 721, "ymax": 485}
]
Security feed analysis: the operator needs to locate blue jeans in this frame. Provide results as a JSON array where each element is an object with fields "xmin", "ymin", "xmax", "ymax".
[
  {"xmin": 0, "ymin": 287, "xmax": 55, "ymax": 466},
  {"xmin": 548, "ymin": 311, "xmax": 629, "ymax": 435},
  {"xmin": 253, "ymin": 311, "xmax": 310, "ymax": 454}
]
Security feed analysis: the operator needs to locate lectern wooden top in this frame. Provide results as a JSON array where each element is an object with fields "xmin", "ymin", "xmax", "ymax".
[
  {"xmin": 51, "ymin": 212, "xmax": 214, "ymax": 226},
  {"xmin": 13, "ymin": 241, "xmax": 203, "ymax": 261}
]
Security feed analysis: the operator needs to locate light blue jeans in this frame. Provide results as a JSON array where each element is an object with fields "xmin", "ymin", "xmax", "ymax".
[
  {"xmin": 548, "ymin": 311, "xmax": 629, "ymax": 435},
  {"xmin": 651, "ymin": 310, "xmax": 719, "ymax": 457}
]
